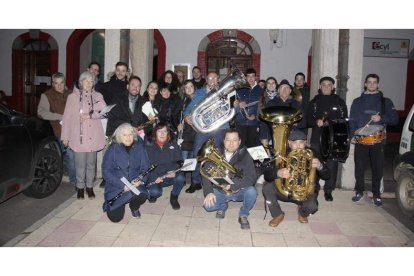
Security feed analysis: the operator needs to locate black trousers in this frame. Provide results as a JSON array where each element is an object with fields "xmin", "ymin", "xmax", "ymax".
[
  {"xmin": 262, "ymin": 181, "xmax": 318, "ymax": 218},
  {"xmin": 354, "ymin": 142, "xmax": 384, "ymax": 198},
  {"xmin": 106, "ymin": 193, "xmax": 147, "ymax": 223},
  {"xmin": 315, "ymin": 159, "xmax": 338, "ymax": 194},
  {"xmin": 236, "ymin": 125, "xmax": 259, "ymax": 148}
]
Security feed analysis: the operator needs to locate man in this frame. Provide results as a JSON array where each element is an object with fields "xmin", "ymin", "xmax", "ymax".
[
  {"xmin": 307, "ymin": 76, "xmax": 348, "ymax": 201},
  {"xmin": 183, "ymin": 72, "xmax": 229, "ymax": 193},
  {"xmin": 292, "ymin": 72, "xmax": 311, "ymax": 117},
  {"xmin": 349, "ymin": 74, "xmax": 398, "ymax": 206},
  {"xmin": 37, "ymin": 72, "xmax": 76, "ymax": 186},
  {"xmin": 262, "ymin": 130, "xmax": 330, "ymax": 227},
  {"xmin": 233, "ymin": 68, "xmax": 261, "ymax": 148},
  {"xmin": 202, "ymin": 129, "xmax": 258, "ymax": 230},
  {"xmin": 259, "ymin": 79, "xmax": 305, "ymax": 148},
  {"xmin": 191, "ymin": 66, "xmax": 206, "ymax": 89},
  {"xmin": 100, "ymin": 61, "xmax": 129, "ymax": 105},
  {"xmin": 106, "ymin": 75, "xmax": 151, "ymax": 138}
]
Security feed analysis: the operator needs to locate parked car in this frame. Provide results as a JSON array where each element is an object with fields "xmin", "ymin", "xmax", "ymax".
[
  {"xmin": 394, "ymin": 104, "xmax": 414, "ymax": 216},
  {"xmin": 0, "ymin": 103, "xmax": 63, "ymax": 203}
]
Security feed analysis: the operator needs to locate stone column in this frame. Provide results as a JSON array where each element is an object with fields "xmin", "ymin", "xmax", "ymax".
[
  {"xmin": 120, "ymin": 29, "xmax": 130, "ymax": 64},
  {"xmin": 103, "ymin": 29, "xmax": 120, "ymax": 81},
  {"xmin": 310, "ymin": 29, "xmax": 339, "ymax": 98},
  {"xmin": 341, "ymin": 29, "xmax": 364, "ymax": 190},
  {"xmin": 129, "ymin": 29, "xmax": 154, "ymax": 92}
]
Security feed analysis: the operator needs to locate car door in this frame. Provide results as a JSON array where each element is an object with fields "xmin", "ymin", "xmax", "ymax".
[{"xmin": 0, "ymin": 105, "xmax": 32, "ymax": 188}]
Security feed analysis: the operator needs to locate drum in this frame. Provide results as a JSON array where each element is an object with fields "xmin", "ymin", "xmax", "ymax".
[
  {"xmin": 320, "ymin": 119, "xmax": 350, "ymax": 163},
  {"xmin": 354, "ymin": 125, "xmax": 386, "ymax": 145}
]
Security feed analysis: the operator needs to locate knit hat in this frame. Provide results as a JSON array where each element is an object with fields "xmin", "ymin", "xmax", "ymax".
[
  {"xmin": 278, "ymin": 79, "xmax": 292, "ymax": 90},
  {"xmin": 319, "ymin": 76, "xmax": 335, "ymax": 85},
  {"xmin": 288, "ymin": 130, "xmax": 307, "ymax": 141}
]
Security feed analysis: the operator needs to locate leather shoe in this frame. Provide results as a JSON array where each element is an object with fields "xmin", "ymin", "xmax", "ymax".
[
  {"xmin": 269, "ymin": 213, "xmax": 285, "ymax": 227},
  {"xmin": 77, "ymin": 188, "xmax": 84, "ymax": 199},
  {"xmin": 298, "ymin": 214, "xmax": 308, "ymax": 223},
  {"xmin": 148, "ymin": 197, "xmax": 157, "ymax": 203},
  {"xmin": 86, "ymin": 187, "xmax": 95, "ymax": 199},
  {"xmin": 185, "ymin": 183, "xmax": 202, "ymax": 193},
  {"xmin": 324, "ymin": 192, "xmax": 333, "ymax": 201}
]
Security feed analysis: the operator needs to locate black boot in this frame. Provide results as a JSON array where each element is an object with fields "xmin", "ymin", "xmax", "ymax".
[
  {"xmin": 170, "ymin": 193, "xmax": 180, "ymax": 210},
  {"xmin": 77, "ymin": 188, "xmax": 84, "ymax": 199},
  {"xmin": 86, "ymin": 187, "xmax": 95, "ymax": 199},
  {"xmin": 185, "ymin": 183, "xmax": 202, "ymax": 193},
  {"xmin": 99, "ymin": 180, "xmax": 105, "ymax": 188}
]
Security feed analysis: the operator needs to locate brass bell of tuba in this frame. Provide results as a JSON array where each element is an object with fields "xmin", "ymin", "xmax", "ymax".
[
  {"xmin": 260, "ymin": 106, "xmax": 315, "ymax": 202},
  {"xmin": 191, "ymin": 68, "xmax": 248, "ymax": 133},
  {"xmin": 196, "ymin": 139, "xmax": 241, "ymax": 195}
]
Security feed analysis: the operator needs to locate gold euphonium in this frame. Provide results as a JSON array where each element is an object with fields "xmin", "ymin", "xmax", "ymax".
[
  {"xmin": 260, "ymin": 106, "xmax": 315, "ymax": 202},
  {"xmin": 196, "ymin": 139, "xmax": 241, "ymax": 195}
]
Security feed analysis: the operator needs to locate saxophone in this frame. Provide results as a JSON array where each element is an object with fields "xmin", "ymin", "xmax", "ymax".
[{"xmin": 260, "ymin": 106, "xmax": 315, "ymax": 202}]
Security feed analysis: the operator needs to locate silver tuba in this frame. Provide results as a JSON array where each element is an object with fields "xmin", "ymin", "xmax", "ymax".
[{"xmin": 191, "ymin": 68, "xmax": 248, "ymax": 133}]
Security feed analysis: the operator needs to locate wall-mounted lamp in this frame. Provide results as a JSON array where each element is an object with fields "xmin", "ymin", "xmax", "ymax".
[{"xmin": 269, "ymin": 29, "xmax": 283, "ymax": 49}]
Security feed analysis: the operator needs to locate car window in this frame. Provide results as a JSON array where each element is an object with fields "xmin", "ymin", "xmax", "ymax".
[{"xmin": 0, "ymin": 105, "xmax": 11, "ymax": 126}]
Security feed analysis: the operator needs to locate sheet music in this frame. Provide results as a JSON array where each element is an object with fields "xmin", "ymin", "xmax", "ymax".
[
  {"xmin": 99, "ymin": 104, "xmax": 116, "ymax": 118},
  {"xmin": 120, "ymin": 177, "xmax": 141, "ymax": 196},
  {"xmin": 247, "ymin": 145, "xmax": 269, "ymax": 160},
  {"xmin": 181, "ymin": 158, "xmax": 197, "ymax": 171},
  {"xmin": 142, "ymin": 101, "xmax": 158, "ymax": 117}
]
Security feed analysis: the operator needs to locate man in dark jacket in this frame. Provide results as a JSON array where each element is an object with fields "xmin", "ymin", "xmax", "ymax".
[
  {"xmin": 100, "ymin": 61, "xmax": 129, "ymax": 105},
  {"xmin": 106, "ymin": 76, "xmax": 151, "ymax": 138},
  {"xmin": 262, "ymin": 130, "xmax": 330, "ymax": 227},
  {"xmin": 349, "ymin": 73, "xmax": 399, "ymax": 206},
  {"xmin": 307, "ymin": 76, "xmax": 348, "ymax": 202},
  {"xmin": 202, "ymin": 129, "xmax": 258, "ymax": 230}
]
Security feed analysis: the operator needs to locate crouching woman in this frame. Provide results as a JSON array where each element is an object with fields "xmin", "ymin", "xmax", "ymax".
[{"xmin": 102, "ymin": 123, "xmax": 151, "ymax": 222}]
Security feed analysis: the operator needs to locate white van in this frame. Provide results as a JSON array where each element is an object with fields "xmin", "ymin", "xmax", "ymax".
[{"xmin": 394, "ymin": 104, "xmax": 414, "ymax": 216}]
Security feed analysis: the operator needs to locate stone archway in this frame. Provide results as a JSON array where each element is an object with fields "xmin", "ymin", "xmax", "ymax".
[
  {"xmin": 11, "ymin": 30, "xmax": 58, "ymax": 112},
  {"xmin": 197, "ymin": 29, "xmax": 261, "ymax": 78}
]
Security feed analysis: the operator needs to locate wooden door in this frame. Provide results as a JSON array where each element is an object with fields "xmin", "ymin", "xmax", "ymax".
[{"xmin": 23, "ymin": 50, "xmax": 51, "ymax": 116}]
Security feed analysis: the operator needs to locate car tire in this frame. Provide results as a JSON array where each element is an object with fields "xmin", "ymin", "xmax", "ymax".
[
  {"xmin": 23, "ymin": 148, "xmax": 63, "ymax": 199},
  {"xmin": 395, "ymin": 169, "xmax": 414, "ymax": 217}
]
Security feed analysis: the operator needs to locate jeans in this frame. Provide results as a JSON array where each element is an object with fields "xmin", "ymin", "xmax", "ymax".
[
  {"xmin": 191, "ymin": 129, "xmax": 226, "ymax": 184},
  {"xmin": 148, "ymin": 172, "xmax": 186, "ymax": 198},
  {"xmin": 59, "ymin": 140, "xmax": 76, "ymax": 183},
  {"xmin": 204, "ymin": 186, "xmax": 257, "ymax": 217}
]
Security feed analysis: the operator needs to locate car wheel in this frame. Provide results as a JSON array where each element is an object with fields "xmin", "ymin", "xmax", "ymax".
[
  {"xmin": 23, "ymin": 148, "xmax": 63, "ymax": 199},
  {"xmin": 395, "ymin": 169, "xmax": 414, "ymax": 217}
]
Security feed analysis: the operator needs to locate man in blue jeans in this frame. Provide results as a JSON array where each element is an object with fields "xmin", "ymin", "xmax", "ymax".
[{"xmin": 202, "ymin": 129, "xmax": 258, "ymax": 230}]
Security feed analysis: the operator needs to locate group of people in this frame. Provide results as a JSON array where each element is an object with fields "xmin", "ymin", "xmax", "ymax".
[{"xmin": 36, "ymin": 61, "xmax": 398, "ymax": 229}]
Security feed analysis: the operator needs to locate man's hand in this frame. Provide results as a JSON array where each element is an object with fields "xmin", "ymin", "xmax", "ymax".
[
  {"xmin": 203, "ymin": 193, "xmax": 216, "ymax": 207},
  {"xmin": 184, "ymin": 115, "xmax": 192, "ymax": 125},
  {"xmin": 312, "ymin": 158, "xmax": 321, "ymax": 169},
  {"xmin": 371, "ymin": 113, "xmax": 381, "ymax": 122},
  {"xmin": 277, "ymin": 168, "xmax": 290, "ymax": 179}
]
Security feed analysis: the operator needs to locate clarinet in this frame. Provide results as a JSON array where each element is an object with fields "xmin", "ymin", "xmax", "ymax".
[{"xmin": 107, "ymin": 164, "xmax": 157, "ymax": 206}]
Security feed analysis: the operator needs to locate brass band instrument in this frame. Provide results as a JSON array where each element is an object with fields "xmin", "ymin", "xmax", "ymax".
[
  {"xmin": 260, "ymin": 106, "xmax": 315, "ymax": 201},
  {"xmin": 191, "ymin": 68, "xmax": 248, "ymax": 133},
  {"xmin": 197, "ymin": 139, "xmax": 242, "ymax": 195}
]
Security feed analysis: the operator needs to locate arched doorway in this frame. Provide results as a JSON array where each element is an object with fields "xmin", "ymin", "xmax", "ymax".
[
  {"xmin": 11, "ymin": 30, "xmax": 58, "ymax": 115},
  {"xmin": 67, "ymin": 29, "xmax": 166, "ymax": 86},
  {"xmin": 197, "ymin": 30, "xmax": 261, "ymax": 78}
]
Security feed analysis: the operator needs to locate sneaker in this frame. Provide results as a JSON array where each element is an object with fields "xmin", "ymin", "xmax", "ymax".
[
  {"xmin": 352, "ymin": 193, "xmax": 364, "ymax": 202},
  {"xmin": 216, "ymin": 209, "xmax": 226, "ymax": 219},
  {"xmin": 373, "ymin": 197, "xmax": 383, "ymax": 207},
  {"xmin": 131, "ymin": 209, "xmax": 141, "ymax": 218},
  {"xmin": 238, "ymin": 216, "xmax": 250, "ymax": 230}
]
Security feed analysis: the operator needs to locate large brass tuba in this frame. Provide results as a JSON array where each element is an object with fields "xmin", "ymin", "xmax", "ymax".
[
  {"xmin": 260, "ymin": 106, "xmax": 315, "ymax": 201},
  {"xmin": 197, "ymin": 139, "xmax": 242, "ymax": 195},
  {"xmin": 191, "ymin": 68, "xmax": 248, "ymax": 133}
]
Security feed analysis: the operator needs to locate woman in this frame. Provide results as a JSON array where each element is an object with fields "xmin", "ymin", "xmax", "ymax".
[
  {"xmin": 177, "ymin": 80, "xmax": 198, "ymax": 193},
  {"xmin": 142, "ymin": 81, "xmax": 159, "ymax": 138},
  {"xmin": 258, "ymin": 77, "xmax": 278, "ymax": 147},
  {"xmin": 145, "ymin": 122, "xmax": 185, "ymax": 210},
  {"xmin": 157, "ymin": 70, "xmax": 181, "ymax": 95},
  {"xmin": 61, "ymin": 71, "xmax": 106, "ymax": 199},
  {"xmin": 154, "ymin": 83, "xmax": 181, "ymax": 134},
  {"xmin": 102, "ymin": 123, "xmax": 151, "ymax": 222}
]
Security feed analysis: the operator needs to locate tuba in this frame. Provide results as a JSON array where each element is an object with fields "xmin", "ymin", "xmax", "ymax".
[
  {"xmin": 197, "ymin": 139, "xmax": 242, "ymax": 195},
  {"xmin": 191, "ymin": 68, "xmax": 248, "ymax": 133},
  {"xmin": 260, "ymin": 106, "xmax": 315, "ymax": 202}
]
